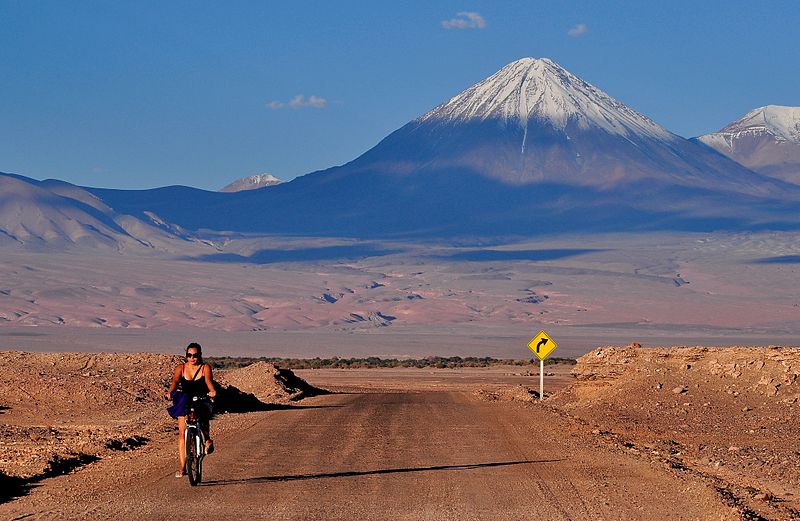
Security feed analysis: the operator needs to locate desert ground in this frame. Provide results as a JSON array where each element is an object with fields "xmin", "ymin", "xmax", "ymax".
[
  {"xmin": 0, "ymin": 233, "xmax": 800, "ymax": 343},
  {"xmin": 0, "ymin": 345, "xmax": 798, "ymax": 520},
  {"xmin": 1, "ymin": 232, "xmax": 799, "ymax": 354},
  {"xmin": 1, "ymin": 231, "xmax": 798, "ymax": 519}
]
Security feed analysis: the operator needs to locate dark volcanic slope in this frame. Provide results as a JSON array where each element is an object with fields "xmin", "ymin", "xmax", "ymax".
[{"xmin": 88, "ymin": 59, "xmax": 800, "ymax": 237}]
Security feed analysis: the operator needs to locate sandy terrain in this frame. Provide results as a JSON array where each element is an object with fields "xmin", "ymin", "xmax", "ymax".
[
  {"xmin": 1, "ymin": 232, "xmax": 799, "ymax": 354},
  {"xmin": 1, "ymin": 346, "xmax": 798, "ymax": 520}
]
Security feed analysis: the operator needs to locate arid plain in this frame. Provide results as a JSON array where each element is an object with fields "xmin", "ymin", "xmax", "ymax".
[
  {"xmin": 1, "ymin": 231, "xmax": 799, "ymax": 520},
  {"xmin": 1, "ymin": 231, "xmax": 798, "ymax": 356}
]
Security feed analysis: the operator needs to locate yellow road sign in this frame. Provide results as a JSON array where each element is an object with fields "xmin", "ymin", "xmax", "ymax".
[{"xmin": 527, "ymin": 330, "xmax": 557, "ymax": 360}]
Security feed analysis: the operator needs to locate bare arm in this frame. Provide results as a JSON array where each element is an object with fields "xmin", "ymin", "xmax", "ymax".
[
  {"xmin": 204, "ymin": 364, "xmax": 217, "ymax": 397},
  {"xmin": 166, "ymin": 364, "xmax": 182, "ymax": 400}
]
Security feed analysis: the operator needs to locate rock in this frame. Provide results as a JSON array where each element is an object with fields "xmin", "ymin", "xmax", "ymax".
[{"xmin": 672, "ymin": 386, "xmax": 687, "ymax": 394}]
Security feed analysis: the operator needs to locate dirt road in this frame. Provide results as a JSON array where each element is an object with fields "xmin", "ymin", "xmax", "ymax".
[{"xmin": 1, "ymin": 389, "xmax": 735, "ymax": 520}]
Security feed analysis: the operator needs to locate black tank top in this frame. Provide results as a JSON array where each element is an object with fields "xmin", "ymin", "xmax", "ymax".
[{"xmin": 180, "ymin": 364, "xmax": 207, "ymax": 397}]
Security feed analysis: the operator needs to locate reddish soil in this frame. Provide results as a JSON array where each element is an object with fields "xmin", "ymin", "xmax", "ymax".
[
  {"xmin": 551, "ymin": 344, "xmax": 800, "ymax": 520},
  {"xmin": 0, "ymin": 347, "xmax": 797, "ymax": 520},
  {"xmin": 0, "ymin": 352, "xmax": 308, "ymax": 481}
]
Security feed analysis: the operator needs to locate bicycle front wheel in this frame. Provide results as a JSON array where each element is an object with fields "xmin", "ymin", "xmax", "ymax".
[
  {"xmin": 193, "ymin": 433, "xmax": 203, "ymax": 484},
  {"xmin": 185, "ymin": 428, "xmax": 201, "ymax": 486}
]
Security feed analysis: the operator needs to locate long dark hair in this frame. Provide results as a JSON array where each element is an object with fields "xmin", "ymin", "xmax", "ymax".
[{"xmin": 185, "ymin": 342, "xmax": 203, "ymax": 364}]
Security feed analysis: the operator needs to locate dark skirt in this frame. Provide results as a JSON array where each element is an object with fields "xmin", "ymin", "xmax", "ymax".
[{"xmin": 167, "ymin": 391, "xmax": 212, "ymax": 420}]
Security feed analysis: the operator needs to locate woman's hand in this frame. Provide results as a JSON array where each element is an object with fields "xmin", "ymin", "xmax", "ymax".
[{"xmin": 208, "ymin": 390, "xmax": 217, "ymax": 398}]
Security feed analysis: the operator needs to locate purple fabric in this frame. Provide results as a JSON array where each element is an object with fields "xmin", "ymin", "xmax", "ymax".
[{"xmin": 167, "ymin": 390, "xmax": 189, "ymax": 419}]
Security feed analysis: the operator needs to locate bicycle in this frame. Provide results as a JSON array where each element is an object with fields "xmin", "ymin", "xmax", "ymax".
[{"xmin": 184, "ymin": 395, "xmax": 212, "ymax": 486}]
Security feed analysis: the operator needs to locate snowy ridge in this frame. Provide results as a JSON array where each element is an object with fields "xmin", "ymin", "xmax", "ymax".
[
  {"xmin": 220, "ymin": 173, "xmax": 283, "ymax": 192},
  {"xmin": 418, "ymin": 58, "xmax": 675, "ymax": 142},
  {"xmin": 244, "ymin": 173, "xmax": 283, "ymax": 186},
  {"xmin": 699, "ymin": 105, "xmax": 800, "ymax": 151}
]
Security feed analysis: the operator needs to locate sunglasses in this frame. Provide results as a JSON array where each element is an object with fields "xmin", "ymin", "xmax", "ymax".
[{"xmin": 186, "ymin": 353, "xmax": 200, "ymax": 358}]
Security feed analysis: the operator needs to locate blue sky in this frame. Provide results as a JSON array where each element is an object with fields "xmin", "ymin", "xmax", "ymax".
[{"xmin": 2, "ymin": 1, "xmax": 799, "ymax": 190}]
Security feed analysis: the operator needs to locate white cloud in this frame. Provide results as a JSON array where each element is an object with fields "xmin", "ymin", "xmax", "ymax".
[
  {"xmin": 441, "ymin": 11, "xmax": 486, "ymax": 30},
  {"xmin": 307, "ymin": 95, "xmax": 327, "ymax": 108},
  {"xmin": 568, "ymin": 23, "xmax": 588, "ymax": 37},
  {"xmin": 267, "ymin": 95, "xmax": 328, "ymax": 110},
  {"xmin": 288, "ymin": 95, "xmax": 307, "ymax": 108}
]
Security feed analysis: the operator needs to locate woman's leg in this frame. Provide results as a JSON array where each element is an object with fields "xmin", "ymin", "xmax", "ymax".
[
  {"xmin": 202, "ymin": 420, "xmax": 213, "ymax": 451},
  {"xmin": 201, "ymin": 404, "xmax": 213, "ymax": 450},
  {"xmin": 177, "ymin": 416, "xmax": 186, "ymax": 472}
]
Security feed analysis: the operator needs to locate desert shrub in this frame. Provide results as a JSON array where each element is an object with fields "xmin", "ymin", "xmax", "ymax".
[{"xmin": 207, "ymin": 355, "xmax": 576, "ymax": 370}]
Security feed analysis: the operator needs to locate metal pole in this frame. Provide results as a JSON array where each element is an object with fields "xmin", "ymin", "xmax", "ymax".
[{"xmin": 539, "ymin": 359, "xmax": 544, "ymax": 401}]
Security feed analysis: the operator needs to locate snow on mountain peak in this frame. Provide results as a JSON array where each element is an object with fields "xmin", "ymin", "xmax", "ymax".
[
  {"xmin": 220, "ymin": 173, "xmax": 283, "ymax": 192},
  {"xmin": 713, "ymin": 105, "xmax": 800, "ymax": 144},
  {"xmin": 248, "ymin": 173, "xmax": 282, "ymax": 185},
  {"xmin": 418, "ymin": 57, "xmax": 675, "ymax": 141}
]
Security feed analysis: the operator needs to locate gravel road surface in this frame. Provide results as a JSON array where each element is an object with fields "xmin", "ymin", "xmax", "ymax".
[{"xmin": 0, "ymin": 388, "xmax": 736, "ymax": 520}]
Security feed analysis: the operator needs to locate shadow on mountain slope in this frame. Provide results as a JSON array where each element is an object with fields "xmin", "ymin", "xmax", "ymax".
[
  {"xmin": 752, "ymin": 255, "xmax": 800, "ymax": 264},
  {"xmin": 86, "ymin": 166, "xmax": 800, "ymax": 239},
  {"xmin": 188, "ymin": 244, "xmax": 403, "ymax": 264},
  {"xmin": 436, "ymin": 248, "xmax": 603, "ymax": 262}
]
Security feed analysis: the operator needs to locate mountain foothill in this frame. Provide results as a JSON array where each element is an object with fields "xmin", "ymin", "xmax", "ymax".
[{"xmin": 3, "ymin": 58, "xmax": 800, "ymax": 249}]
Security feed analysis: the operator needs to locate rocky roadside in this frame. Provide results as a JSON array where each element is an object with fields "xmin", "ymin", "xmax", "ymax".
[
  {"xmin": 0, "ymin": 351, "xmax": 320, "ymax": 502},
  {"xmin": 547, "ymin": 344, "xmax": 800, "ymax": 521}
]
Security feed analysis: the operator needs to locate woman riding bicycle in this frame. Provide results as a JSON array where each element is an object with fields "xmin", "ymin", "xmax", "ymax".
[{"xmin": 166, "ymin": 342, "xmax": 217, "ymax": 478}]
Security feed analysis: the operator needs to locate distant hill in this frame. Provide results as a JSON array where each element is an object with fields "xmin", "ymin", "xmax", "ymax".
[
  {"xmin": 219, "ymin": 173, "xmax": 283, "ymax": 192},
  {"xmin": 0, "ymin": 173, "xmax": 211, "ymax": 252},
  {"xmin": 696, "ymin": 105, "xmax": 800, "ymax": 186}
]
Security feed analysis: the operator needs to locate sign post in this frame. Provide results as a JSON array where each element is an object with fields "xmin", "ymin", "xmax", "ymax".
[
  {"xmin": 527, "ymin": 330, "xmax": 557, "ymax": 401},
  {"xmin": 540, "ymin": 358, "xmax": 544, "ymax": 401}
]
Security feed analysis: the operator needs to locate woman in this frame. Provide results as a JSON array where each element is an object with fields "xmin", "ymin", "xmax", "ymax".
[{"xmin": 166, "ymin": 342, "xmax": 217, "ymax": 478}]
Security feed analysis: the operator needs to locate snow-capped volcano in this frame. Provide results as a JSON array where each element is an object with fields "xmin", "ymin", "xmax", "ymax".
[
  {"xmin": 697, "ymin": 106, "xmax": 800, "ymax": 185},
  {"xmin": 88, "ymin": 58, "xmax": 800, "ymax": 237},
  {"xmin": 419, "ymin": 57, "xmax": 675, "ymax": 144},
  {"xmin": 346, "ymin": 57, "xmax": 781, "ymax": 194}
]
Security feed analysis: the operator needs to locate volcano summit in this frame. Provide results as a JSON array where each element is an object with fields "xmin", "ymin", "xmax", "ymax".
[{"xmin": 354, "ymin": 57, "xmax": 779, "ymax": 194}]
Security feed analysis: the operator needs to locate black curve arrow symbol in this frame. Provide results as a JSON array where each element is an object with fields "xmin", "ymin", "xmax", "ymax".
[{"xmin": 536, "ymin": 338, "xmax": 548, "ymax": 353}]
